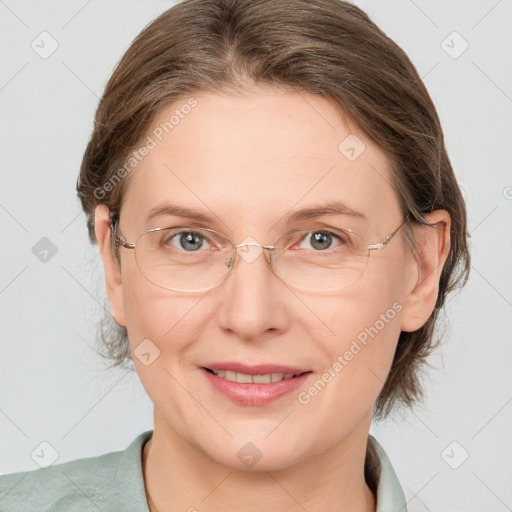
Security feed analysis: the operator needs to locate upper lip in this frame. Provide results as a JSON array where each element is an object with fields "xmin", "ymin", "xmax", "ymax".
[{"xmin": 202, "ymin": 362, "xmax": 311, "ymax": 375}]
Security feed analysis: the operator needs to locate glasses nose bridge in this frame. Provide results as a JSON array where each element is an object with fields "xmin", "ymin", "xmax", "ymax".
[
  {"xmin": 233, "ymin": 240, "xmax": 275, "ymax": 249},
  {"xmin": 231, "ymin": 242, "xmax": 276, "ymax": 255},
  {"xmin": 231, "ymin": 240, "xmax": 276, "ymax": 268}
]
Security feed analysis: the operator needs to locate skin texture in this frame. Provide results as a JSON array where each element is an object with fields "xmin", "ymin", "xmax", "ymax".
[{"xmin": 94, "ymin": 86, "xmax": 450, "ymax": 512}]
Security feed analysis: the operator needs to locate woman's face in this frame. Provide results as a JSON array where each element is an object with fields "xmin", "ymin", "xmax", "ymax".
[{"xmin": 103, "ymin": 86, "xmax": 421, "ymax": 470}]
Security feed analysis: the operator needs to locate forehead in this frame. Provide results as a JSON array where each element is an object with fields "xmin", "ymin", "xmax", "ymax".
[{"xmin": 121, "ymin": 87, "xmax": 400, "ymax": 233}]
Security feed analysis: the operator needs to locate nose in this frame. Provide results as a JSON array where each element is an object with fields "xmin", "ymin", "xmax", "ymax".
[{"xmin": 216, "ymin": 240, "xmax": 289, "ymax": 340}]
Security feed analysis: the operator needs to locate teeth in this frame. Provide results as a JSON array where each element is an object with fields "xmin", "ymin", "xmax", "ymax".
[{"xmin": 212, "ymin": 369, "xmax": 297, "ymax": 383}]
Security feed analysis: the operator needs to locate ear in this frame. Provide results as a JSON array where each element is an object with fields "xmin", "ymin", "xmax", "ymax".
[
  {"xmin": 94, "ymin": 205, "xmax": 127, "ymax": 327},
  {"xmin": 400, "ymin": 209, "xmax": 451, "ymax": 332}
]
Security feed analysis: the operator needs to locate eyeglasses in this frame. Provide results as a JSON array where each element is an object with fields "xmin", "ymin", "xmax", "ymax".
[{"xmin": 109, "ymin": 213, "xmax": 410, "ymax": 293}]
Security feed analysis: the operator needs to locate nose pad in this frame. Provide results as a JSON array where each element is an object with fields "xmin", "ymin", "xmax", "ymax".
[{"xmin": 235, "ymin": 236, "xmax": 266, "ymax": 265}]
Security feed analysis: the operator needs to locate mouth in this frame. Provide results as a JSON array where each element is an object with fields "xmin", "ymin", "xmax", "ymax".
[
  {"xmin": 202, "ymin": 367, "xmax": 311, "ymax": 384},
  {"xmin": 201, "ymin": 366, "xmax": 313, "ymax": 406},
  {"xmin": 199, "ymin": 361, "xmax": 314, "ymax": 406}
]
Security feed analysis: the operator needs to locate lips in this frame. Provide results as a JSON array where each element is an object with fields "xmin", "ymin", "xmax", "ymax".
[{"xmin": 201, "ymin": 366, "xmax": 312, "ymax": 406}]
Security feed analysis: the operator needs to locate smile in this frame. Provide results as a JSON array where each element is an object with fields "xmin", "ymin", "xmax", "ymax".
[
  {"xmin": 201, "ymin": 367, "xmax": 313, "ymax": 406},
  {"xmin": 204, "ymin": 368, "xmax": 306, "ymax": 383}
]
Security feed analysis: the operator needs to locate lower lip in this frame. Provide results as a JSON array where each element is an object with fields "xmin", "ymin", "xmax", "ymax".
[{"xmin": 201, "ymin": 368, "xmax": 312, "ymax": 406}]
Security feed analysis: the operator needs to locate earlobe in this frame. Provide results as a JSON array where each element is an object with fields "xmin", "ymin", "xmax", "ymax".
[
  {"xmin": 94, "ymin": 205, "xmax": 127, "ymax": 327},
  {"xmin": 400, "ymin": 210, "xmax": 451, "ymax": 332}
]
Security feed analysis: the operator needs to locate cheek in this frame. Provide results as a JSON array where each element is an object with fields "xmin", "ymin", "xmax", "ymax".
[
  {"xmin": 120, "ymin": 275, "xmax": 208, "ymax": 401},
  {"xmin": 304, "ymin": 259, "xmax": 407, "ymax": 396},
  {"xmin": 120, "ymin": 261, "xmax": 215, "ymax": 373},
  {"xmin": 316, "ymin": 288, "xmax": 401, "ymax": 372},
  {"xmin": 291, "ymin": 282, "xmax": 403, "ymax": 444},
  {"xmin": 122, "ymin": 278, "xmax": 200, "ymax": 347}
]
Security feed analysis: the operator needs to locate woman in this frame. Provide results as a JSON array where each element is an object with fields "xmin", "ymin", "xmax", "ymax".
[{"xmin": 0, "ymin": 0, "xmax": 470, "ymax": 510}]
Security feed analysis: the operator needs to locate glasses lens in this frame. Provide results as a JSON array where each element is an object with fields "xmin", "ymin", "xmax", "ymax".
[
  {"xmin": 133, "ymin": 226, "xmax": 371, "ymax": 292},
  {"xmin": 134, "ymin": 227, "xmax": 232, "ymax": 292},
  {"xmin": 271, "ymin": 228, "xmax": 370, "ymax": 292}
]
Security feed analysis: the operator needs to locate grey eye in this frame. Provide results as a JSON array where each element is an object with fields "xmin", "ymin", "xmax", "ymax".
[
  {"xmin": 298, "ymin": 231, "xmax": 347, "ymax": 251},
  {"xmin": 166, "ymin": 231, "xmax": 208, "ymax": 251},
  {"xmin": 309, "ymin": 231, "xmax": 333, "ymax": 250}
]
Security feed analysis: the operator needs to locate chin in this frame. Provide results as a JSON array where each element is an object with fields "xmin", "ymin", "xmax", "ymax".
[{"xmin": 201, "ymin": 434, "xmax": 310, "ymax": 473}]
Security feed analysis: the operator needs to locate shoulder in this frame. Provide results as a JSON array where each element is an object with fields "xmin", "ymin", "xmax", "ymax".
[
  {"xmin": 0, "ymin": 450, "xmax": 121, "ymax": 512},
  {"xmin": 0, "ymin": 430, "xmax": 153, "ymax": 512}
]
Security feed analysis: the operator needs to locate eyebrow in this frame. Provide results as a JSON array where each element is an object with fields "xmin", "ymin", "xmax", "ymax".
[
  {"xmin": 280, "ymin": 201, "xmax": 367, "ymax": 225},
  {"xmin": 143, "ymin": 200, "xmax": 367, "ymax": 227}
]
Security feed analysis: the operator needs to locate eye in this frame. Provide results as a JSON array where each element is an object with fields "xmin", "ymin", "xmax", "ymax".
[
  {"xmin": 297, "ymin": 230, "xmax": 350, "ymax": 251},
  {"xmin": 164, "ymin": 230, "xmax": 213, "ymax": 252}
]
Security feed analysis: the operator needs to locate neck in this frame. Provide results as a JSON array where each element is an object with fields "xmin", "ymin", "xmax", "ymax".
[{"xmin": 142, "ymin": 409, "xmax": 376, "ymax": 512}]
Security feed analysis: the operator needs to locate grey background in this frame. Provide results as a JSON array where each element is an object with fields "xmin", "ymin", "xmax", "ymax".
[{"xmin": 1, "ymin": 1, "xmax": 511, "ymax": 510}]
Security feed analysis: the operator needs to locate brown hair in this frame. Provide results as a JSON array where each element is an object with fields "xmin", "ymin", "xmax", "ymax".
[{"xmin": 76, "ymin": 0, "xmax": 470, "ymax": 421}]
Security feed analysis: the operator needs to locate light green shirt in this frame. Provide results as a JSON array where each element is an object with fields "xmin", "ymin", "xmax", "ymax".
[{"xmin": 0, "ymin": 431, "xmax": 408, "ymax": 511}]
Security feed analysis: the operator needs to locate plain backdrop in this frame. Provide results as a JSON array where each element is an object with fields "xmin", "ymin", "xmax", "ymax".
[{"xmin": 1, "ymin": 1, "xmax": 511, "ymax": 511}]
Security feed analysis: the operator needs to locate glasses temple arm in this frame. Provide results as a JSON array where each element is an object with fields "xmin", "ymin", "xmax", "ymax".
[
  {"xmin": 109, "ymin": 214, "xmax": 135, "ymax": 249},
  {"xmin": 367, "ymin": 213, "xmax": 410, "ymax": 251}
]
